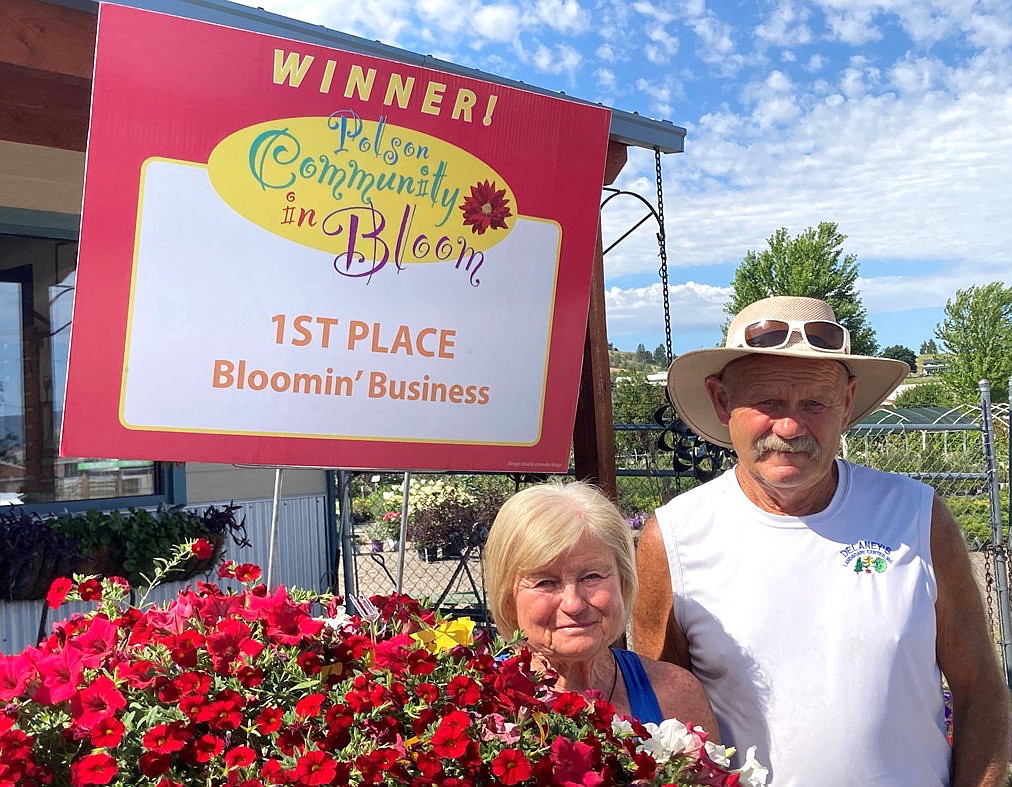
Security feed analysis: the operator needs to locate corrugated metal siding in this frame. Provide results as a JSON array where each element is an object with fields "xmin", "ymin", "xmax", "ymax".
[{"xmin": 0, "ymin": 494, "xmax": 330, "ymax": 655}]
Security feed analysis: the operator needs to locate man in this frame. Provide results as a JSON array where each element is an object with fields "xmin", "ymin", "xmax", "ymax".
[{"xmin": 632, "ymin": 295, "xmax": 1009, "ymax": 786}]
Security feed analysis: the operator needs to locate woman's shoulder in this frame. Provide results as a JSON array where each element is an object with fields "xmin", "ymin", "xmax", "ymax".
[{"xmin": 634, "ymin": 651, "xmax": 703, "ymax": 688}]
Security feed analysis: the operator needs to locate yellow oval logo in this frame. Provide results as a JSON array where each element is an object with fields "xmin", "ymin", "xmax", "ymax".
[{"xmin": 207, "ymin": 113, "xmax": 516, "ymax": 272}]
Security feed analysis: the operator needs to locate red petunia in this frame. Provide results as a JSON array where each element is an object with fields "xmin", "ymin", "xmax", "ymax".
[
  {"xmin": 70, "ymin": 675, "xmax": 126, "ymax": 729},
  {"xmin": 190, "ymin": 733, "xmax": 225, "ymax": 763},
  {"xmin": 90, "ymin": 716, "xmax": 125, "ymax": 748},
  {"xmin": 33, "ymin": 646, "xmax": 85, "ymax": 705},
  {"xmin": 142, "ymin": 721, "xmax": 190, "ymax": 754},
  {"xmin": 138, "ymin": 752, "xmax": 172, "ymax": 778},
  {"xmin": 233, "ymin": 563, "xmax": 262, "ymax": 583},
  {"xmin": 0, "ymin": 653, "xmax": 33, "ymax": 701},
  {"xmin": 77, "ymin": 578, "xmax": 103, "ymax": 601},
  {"xmin": 292, "ymin": 750, "xmax": 337, "ymax": 785},
  {"xmin": 552, "ymin": 691, "xmax": 589, "ymax": 718},
  {"xmin": 295, "ymin": 692, "xmax": 326, "ymax": 719},
  {"xmin": 459, "ymin": 179, "xmax": 513, "ymax": 234},
  {"xmin": 224, "ymin": 745, "xmax": 257, "ymax": 770},
  {"xmin": 69, "ymin": 752, "xmax": 118, "ymax": 785},
  {"xmin": 255, "ymin": 706, "xmax": 283, "ymax": 735},
  {"xmin": 430, "ymin": 709, "xmax": 472, "ymax": 758},
  {"xmin": 447, "ymin": 675, "xmax": 481, "ymax": 706},
  {"xmin": 491, "ymin": 748, "xmax": 533, "ymax": 785},
  {"xmin": 46, "ymin": 577, "xmax": 74, "ymax": 609},
  {"xmin": 190, "ymin": 539, "xmax": 214, "ymax": 560},
  {"xmin": 550, "ymin": 737, "xmax": 604, "ymax": 786}
]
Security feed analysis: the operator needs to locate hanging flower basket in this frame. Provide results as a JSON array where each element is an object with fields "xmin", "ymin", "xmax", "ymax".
[{"xmin": 0, "ymin": 504, "xmax": 245, "ymax": 601}]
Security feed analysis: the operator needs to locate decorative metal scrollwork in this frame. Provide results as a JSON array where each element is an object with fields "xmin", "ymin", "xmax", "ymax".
[{"xmin": 653, "ymin": 394, "xmax": 736, "ymax": 482}]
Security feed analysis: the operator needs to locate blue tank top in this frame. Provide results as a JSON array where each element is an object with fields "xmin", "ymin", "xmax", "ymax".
[{"xmin": 612, "ymin": 647, "xmax": 663, "ymax": 724}]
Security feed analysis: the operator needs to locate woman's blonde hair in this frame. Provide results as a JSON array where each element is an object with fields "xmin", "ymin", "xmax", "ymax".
[{"xmin": 483, "ymin": 480, "xmax": 637, "ymax": 637}]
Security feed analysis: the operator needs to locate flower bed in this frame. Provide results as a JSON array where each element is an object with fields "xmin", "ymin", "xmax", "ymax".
[{"xmin": 0, "ymin": 543, "xmax": 766, "ymax": 786}]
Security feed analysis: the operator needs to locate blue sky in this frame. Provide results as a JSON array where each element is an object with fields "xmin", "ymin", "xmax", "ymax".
[{"xmin": 231, "ymin": 0, "xmax": 1012, "ymax": 357}]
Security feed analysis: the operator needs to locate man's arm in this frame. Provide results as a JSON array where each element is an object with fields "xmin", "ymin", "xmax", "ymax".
[
  {"xmin": 932, "ymin": 494, "xmax": 1010, "ymax": 787},
  {"xmin": 631, "ymin": 516, "xmax": 692, "ymax": 669}
]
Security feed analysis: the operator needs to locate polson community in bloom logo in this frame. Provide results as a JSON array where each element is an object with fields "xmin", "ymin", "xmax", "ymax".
[{"xmin": 840, "ymin": 539, "xmax": 894, "ymax": 575}]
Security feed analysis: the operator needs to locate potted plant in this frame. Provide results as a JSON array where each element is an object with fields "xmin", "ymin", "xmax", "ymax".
[
  {"xmin": 0, "ymin": 548, "xmax": 769, "ymax": 786},
  {"xmin": 362, "ymin": 521, "xmax": 390, "ymax": 553},
  {"xmin": 0, "ymin": 503, "xmax": 248, "ymax": 601},
  {"xmin": 404, "ymin": 479, "xmax": 507, "ymax": 560}
]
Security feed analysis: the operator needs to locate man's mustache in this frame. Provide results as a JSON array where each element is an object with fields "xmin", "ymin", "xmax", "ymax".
[{"xmin": 752, "ymin": 434, "xmax": 820, "ymax": 461}]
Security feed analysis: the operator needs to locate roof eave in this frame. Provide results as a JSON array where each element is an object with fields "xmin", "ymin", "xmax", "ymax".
[{"xmin": 48, "ymin": 0, "xmax": 685, "ymax": 153}]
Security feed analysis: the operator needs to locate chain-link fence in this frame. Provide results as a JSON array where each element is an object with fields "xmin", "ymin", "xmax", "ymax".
[{"xmin": 336, "ymin": 399, "xmax": 1012, "ymax": 662}]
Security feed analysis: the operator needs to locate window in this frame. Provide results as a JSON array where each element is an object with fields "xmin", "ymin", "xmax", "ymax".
[{"xmin": 0, "ymin": 233, "xmax": 178, "ymax": 507}]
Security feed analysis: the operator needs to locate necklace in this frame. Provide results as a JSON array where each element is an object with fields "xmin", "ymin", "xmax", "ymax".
[{"xmin": 606, "ymin": 649, "xmax": 618, "ymax": 703}]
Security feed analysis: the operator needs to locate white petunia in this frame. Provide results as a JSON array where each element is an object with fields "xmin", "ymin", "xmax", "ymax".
[
  {"xmin": 319, "ymin": 612, "xmax": 353, "ymax": 630},
  {"xmin": 734, "ymin": 745, "xmax": 770, "ymax": 786},
  {"xmin": 611, "ymin": 716, "xmax": 636, "ymax": 738},
  {"xmin": 637, "ymin": 717, "xmax": 704, "ymax": 764},
  {"xmin": 704, "ymin": 740, "xmax": 733, "ymax": 768}
]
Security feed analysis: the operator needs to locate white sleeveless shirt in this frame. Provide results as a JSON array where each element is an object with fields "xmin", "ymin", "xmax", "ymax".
[{"xmin": 655, "ymin": 459, "xmax": 949, "ymax": 786}]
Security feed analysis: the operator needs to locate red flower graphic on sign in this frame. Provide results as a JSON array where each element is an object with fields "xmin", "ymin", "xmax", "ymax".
[{"xmin": 459, "ymin": 180, "xmax": 512, "ymax": 234}]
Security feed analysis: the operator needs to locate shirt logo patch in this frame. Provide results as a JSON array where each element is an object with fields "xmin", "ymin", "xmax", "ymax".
[{"xmin": 840, "ymin": 540, "xmax": 894, "ymax": 574}]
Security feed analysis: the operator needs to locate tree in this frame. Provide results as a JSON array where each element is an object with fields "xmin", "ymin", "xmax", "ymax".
[
  {"xmin": 919, "ymin": 339, "xmax": 938, "ymax": 355},
  {"xmin": 892, "ymin": 382, "xmax": 957, "ymax": 408},
  {"xmin": 612, "ymin": 372, "xmax": 667, "ymax": 461},
  {"xmin": 725, "ymin": 221, "xmax": 879, "ymax": 355},
  {"xmin": 653, "ymin": 343, "xmax": 668, "ymax": 366},
  {"xmin": 634, "ymin": 343, "xmax": 652, "ymax": 363},
  {"xmin": 880, "ymin": 344, "xmax": 916, "ymax": 372},
  {"xmin": 935, "ymin": 282, "xmax": 1012, "ymax": 403}
]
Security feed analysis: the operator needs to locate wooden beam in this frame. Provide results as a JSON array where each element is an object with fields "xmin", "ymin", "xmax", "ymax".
[
  {"xmin": 0, "ymin": 62, "xmax": 90, "ymax": 151},
  {"xmin": 572, "ymin": 140, "xmax": 628, "ymax": 500},
  {"xmin": 0, "ymin": 0, "xmax": 97, "ymax": 79}
]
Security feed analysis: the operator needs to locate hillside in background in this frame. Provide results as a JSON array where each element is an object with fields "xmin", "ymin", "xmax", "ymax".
[{"xmin": 608, "ymin": 346, "xmax": 666, "ymax": 376}]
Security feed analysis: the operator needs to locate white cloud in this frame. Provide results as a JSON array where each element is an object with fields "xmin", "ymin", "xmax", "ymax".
[
  {"xmin": 821, "ymin": 6, "xmax": 883, "ymax": 46},
  {"xmin": 596, "ymin": 43, "xmax": 617, "ymax": 62},
  {"xmin": 806, "ymin": 53, "xmax": 827, "ymax": 72},
  {"xmin": 742, "ymin": 70, "xmax": 800, "ymax": 128},
  {"xmin": 755, "ymin": 0, "xmax": 813, "ymax": 47},
  {"xmin": 534, "ymin": 0, "xmax": 591, "ymax": 34},
  {"xmin": 889, "ymin": 55, "xmax": 947, "ymax": 95},
  {"xmin": 472, "ymin": 5, "xmax": 522, "ymax": 42},
  {"xmin": 530, "ymin": 42, "xmax": 583, "ymax": 75},
  {"xmin": 596, "ymin": 68, "xmax": 617, "ymax": 90},
  {"xmin": 644, "ymin": 25, "xmax": 680, "ymax": 64},
  {"xmin": 630, "ymin": 1, "xmax": 676, "ymax": 25},
  {"xmin": 604, "ymin": 282, "xmax": 730, "ymax": 341}
]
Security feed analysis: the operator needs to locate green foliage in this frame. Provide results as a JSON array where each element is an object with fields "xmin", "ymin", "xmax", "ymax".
[
  {"xmin": 880, "ymin": 344, "xmax": 916, "ymax": 372},
  {"xmin": 946, "ymin": 490, "xmax": 1009, "ymax": 546},
  {"xmin": 403, "ymin": 476, "xmax": 511, "ymax": 549},
  {"xmin": 892, "ymin": 382, "xmax": 958, "ymax": 408},
  {"xmin": 609, "ymin": 347, "xmax": 664, "ymax": 374},
  {"xmin": 919, "ymin": 339, "xmax": 939, "ymax": 355},
  {"xmin": 725, "ymin": 221, "xmax": 879, "ymax": 355},
  {"xmin": 0, "ymin": 504, "xmax": 245, "ymax": 596},
  {"xmin": 935, "ymin": 282, "xmax": 1012, "ymax": 404},
  {"xmin": 50, "ymin": 504, "xmax": 244, "ymax": 585},
  {"xmin": 653, "ymin": 343, "xmax": 668, "ymax": 365}
]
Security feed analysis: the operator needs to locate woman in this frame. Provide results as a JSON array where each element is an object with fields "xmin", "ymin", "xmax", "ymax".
[{"xmin": 484, "ymin": 480, "xmax": 718, "ymax": 735}]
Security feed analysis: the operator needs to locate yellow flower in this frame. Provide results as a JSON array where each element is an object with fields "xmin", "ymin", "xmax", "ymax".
[{"xmin": 412, "ymin": 617, "xmax": 476, "ymax": 652}]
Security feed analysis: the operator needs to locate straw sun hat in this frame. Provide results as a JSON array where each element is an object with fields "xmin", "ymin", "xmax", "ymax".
[{"xmin": 666, "ymin": 296, "xmax": 910, "ymax": 449}]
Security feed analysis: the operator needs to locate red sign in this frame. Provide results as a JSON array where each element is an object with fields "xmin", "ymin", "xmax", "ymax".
[{"xmin": 61, "ymin": 3, "xmax": 611, "ymax": 472}]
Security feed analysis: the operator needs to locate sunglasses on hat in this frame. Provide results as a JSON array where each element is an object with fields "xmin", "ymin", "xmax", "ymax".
[{"xmin": 728, "ymin": 318, "xmax": 850, "ymax": 353}]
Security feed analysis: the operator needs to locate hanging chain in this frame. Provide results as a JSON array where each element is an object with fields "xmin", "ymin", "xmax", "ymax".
[
  {"xmin": 655, "ymin": 147, "xmax": 673, "ymax": 364},
  {"xmin": 984, "ymin": 544, "xmax": 997, "ymax": 635}
]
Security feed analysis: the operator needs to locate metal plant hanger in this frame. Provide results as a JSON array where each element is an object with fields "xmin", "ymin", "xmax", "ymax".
[{"xmin": 601, "ymin": 148, "xmax": 735, "ymax": 482}]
